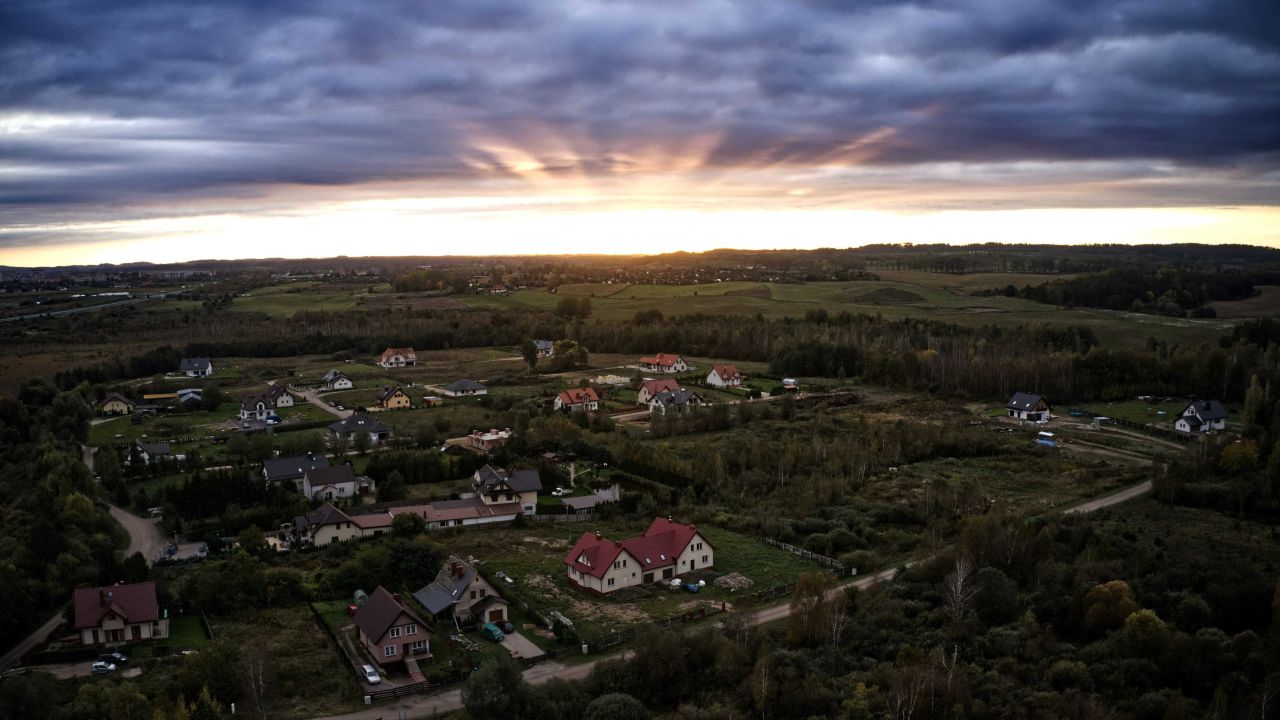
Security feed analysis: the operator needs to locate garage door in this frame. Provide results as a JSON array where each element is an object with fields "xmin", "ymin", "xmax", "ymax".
[{"xmin": 488, "ymin": 609, "xmax": 506, "ymax": 622}]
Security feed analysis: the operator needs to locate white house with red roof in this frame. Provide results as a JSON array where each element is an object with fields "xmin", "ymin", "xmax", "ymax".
[
  {"xmin": 638, "ymin": 354, "xmax": 687, "ymax": 374},
  {"xmin": 564, "ymin": 518, "xmax": 714, "ymax": 594},
  {"xmin": 706, "ymin": 364, "xmax": 742, "ymax": 388},
  {"xmin": 554, "ymin": 387, "xmax": 600, "ymax": 412},
  {"xmin": 73, "ymin": 581, "xmax": 169, "ymax": 646},
  {"xmin": 637, "ymin": 378, "xmax": 681, "ymax": 404},
  {"xmin": 378, "ymin": 347, "xmax": 417, "ymax": 368}
]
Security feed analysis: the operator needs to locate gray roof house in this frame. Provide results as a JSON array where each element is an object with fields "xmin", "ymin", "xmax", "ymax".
[
  {"xmin": 648, "ymin": 389, "xmax": 705, "ymax": 415},
  {"xmin": 178, "ymin": 357, "xmax": 213, "ymax": 377},
  {"xmin": 413, "ymin": 556, "xmax": 509, "ymax": 626},
  {"xmin": 1175, "ymin": 399, "xmax": 1229, "ymax": 434},
  {"xmin": 1006, "ymin": 392, "xmax": 1050, "ymax": 422},
  {"xmin": 473, "ymin": 465, "xmax": 543, "ymax": 493},
  {"xmin": 327, "ymin": 414, "xmax": 393, "ymax": 443},
  {"xmin": 263, "ymin": 453, "xmax": 329, "ymax": 487},
  {"xmin": 441, "ymin": 379, "xmax": 488, "ymax": 397}
]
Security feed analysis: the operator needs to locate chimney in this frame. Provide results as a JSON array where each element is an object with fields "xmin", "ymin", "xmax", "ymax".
[
  {"xmin": 393, "ymin": 593, "xmax": 402, "ymax": 605},
  {"xmin": 100, "ymin": 590, "xmax": 108, "ymax": 607},
  {"xmin": 594, "ymin": 531, "xmax": 601, "ymax": 540}
]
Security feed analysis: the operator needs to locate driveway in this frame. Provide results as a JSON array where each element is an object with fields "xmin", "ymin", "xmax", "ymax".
[
  {"xmin": 501, "ymin": 631, "xmax": 544, "ymax": 661},
  {"xmin": 25, "ymin": 661, "xmax": 142, "ymax": 680},
  {"xmin": 108, "ymin": 504, "xmax": 167, "ymax": 564},
  {"xmin": 296, "ymin": 389, "xmax": 353, "ymax": 419}
]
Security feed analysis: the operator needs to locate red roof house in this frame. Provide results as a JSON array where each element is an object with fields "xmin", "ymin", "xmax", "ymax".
[
  {"xmin": 564, "ymin": 518, "xmax": 714, "ymax": 594},
  {"xmin": 73, "ymin": 581, "xmax": 169, "ymax": 646},
  {"xmin": 638, "ymin": 354, "xmax": 688, "ymax": 374},
  {"xmin": 554, "ymin": 387, "xmax": 600, "ymax": 412}
]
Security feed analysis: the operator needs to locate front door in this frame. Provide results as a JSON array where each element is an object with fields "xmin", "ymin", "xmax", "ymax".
[
  {"xmin": 662, "ymin": 568, "xmax": 673, "ymax": 579},
  {"xmin": 643, "ymin": 572, "xmax": 653, "ymax": 584},
  {"xmin": 689, "ymin": 559, "xmax": 696, "ymax": 571}
]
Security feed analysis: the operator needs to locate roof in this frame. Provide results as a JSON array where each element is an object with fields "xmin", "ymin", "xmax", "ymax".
[
  {"xmin": 561, "ymin": 485, "xmax": 621, "ymax": 511},
  {"xmin": 102, "ymin": 392, "xmax": 134, "ymax": 407},
  {"xmin": 534, "ymin": 339, "xmax": 554, "ymax": 350},
  {"xmin": 710, "ymin": 364, "xmax": 740, "ymax": 379},
  {"xmin": 137, "ymin": 441, "xmax": 171, "ymax": 456},
  {"xmin": 377, "ymin": 386, "xmax": 405, "ymax": 402},
  {"xmin": 640, "ymin": 353, "xmax": 683, "ymax": 367},
  {"xmin": 444, "ymin": 379, "xmax": 487, "ymax": 392},
  {"xmin": 74, "ymin": 582, "xmax": 160, "ymax": 630},
  {"xmin": 354, "ymin": 586, "xmax": 424, "ymax": 643},
  {"xmin": 650, "ymin": 389, "xmax": 703, "ymax": 407},
  {"xmin": 380, "ymin": 347, "xmax": 415, "ymax": 361},
  {"xmin": 1184, "ymin": 399, "xmax": 1227, "ymax": 421},
  {"xmin": 1006, "ymin": 392, "xmax": 1048, "ymax": 410},
  {"xmin": 263, "ymin": 453, "xmax": 329, "ymax": 482},
  {"xmin": 564, "ymin": 517, "xmax": 706, "ymax": 579},
  {"xmin": 413, "ymin": 556, "xmax": 482, "ymax": 615},
  {"xmin": 328, "ymin": 414, "xmax": 391, "ymax": 435},
  {"xmin": 564, "ymin": 532, "xmax": 628, "ymax": 579},
  {"xmin": 323, "ymin": 369, "xmax": 349, "ymax": 383},
  {"xmin": 294, "ymin": 502, "xmax": 351, "ymax": 531},
  {"xmin": 640, "ymin": 378, "xmax": 681, "ymax": 395},
  {"xmin": 305, "ymin": 464, "xmax": 359, "ymax": 488},
  {"xmin": 557, "ymin": 387, "xmax": 599, "ymax": 405},
  {"xmin": 420, "ymin": 497, "xmax": 522, "ymax": 523},
  {"xmin": 350, "ymin": 511, "xmax": 395, "ymax": 530},
  {"xmin": 179, "ymin": 357, "xmax": 211, "ymax": 371},
  {"xmin": 474, "ymin": 465, "xmax": 543, "ymax": 493}
]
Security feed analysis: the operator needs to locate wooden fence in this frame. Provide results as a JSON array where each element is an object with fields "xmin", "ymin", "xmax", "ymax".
[
  {"xmin": 306, "ymin": 603, "xmax": 360, "ymax": 685},
  {"xmin": 1074, "ymin": 408, "xmax": 1190, "ymax": 443},
  {"xmin": 763, "ymin": 538, "xmax": 846, "ymax": 572}
]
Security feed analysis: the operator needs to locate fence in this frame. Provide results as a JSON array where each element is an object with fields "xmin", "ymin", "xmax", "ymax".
[
  {"xmin": 589, "ymin": 605, "xmax": 724, "ymax": 652},
  {"xmin": 199, "ymin": 611, "xmax": 215, "ymax": 641},
  {"xmin": 529, "ymin": 512, "xmax": 595, "ymax": 523},
  {"xmin": 366, "ymin": 670, "xmax": 470, "ymax": 702},
  {"xmin": 744, "ymin": 581, "xmax": 798, "ymax": 606},
  {"xmin": 307, "ymin": 603, "xmax": 360, "ymax": 685},
  {"xmin": 763, "ymin": 538, "xmax": 846, "ymax": 572},
  {"xmin": 1074, "ymin": 408, "xmax": 1190, "ymax": 443}
]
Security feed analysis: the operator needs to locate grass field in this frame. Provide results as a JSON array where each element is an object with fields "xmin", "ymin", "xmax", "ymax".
[
  {"xmin": 231, "ymin": 281, "xmax": 365, "ymax": 317},
  {"xmin": 165, "ymin": 614, "xmax": 209, "ymax": 649},
  {"xmin": 1210, "ymin": 285, "xmax": 1280, "ymax": 319},
  {"xmin": 1083, "ymin": 398, "xmax": 1190, "ymax": 426},
  {"xmin": 458, "ymin": 278, "xmax": 1232, "ymax": 350}
]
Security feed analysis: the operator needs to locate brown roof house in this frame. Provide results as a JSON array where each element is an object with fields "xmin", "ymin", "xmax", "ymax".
[
  {"xmin": 637, "ymin": 378, "xmax": 681, "ymax": 404},
  {"xmin": 74, "ymin": 581, "xmax": 169, "ymax": 646},
  {"xmin": 639, "ymin": 353, "xmax": 688, "ymax": 374},
  {"xmin": 554, "ymin": 387, "xmax": 599, "ymax": 413},
  {"xmin": 378, "ymin": 348, "xmax": 417, "ymax": 368},
  {"xmin": 706, "ymin": 364, "xmax": 742, "ymax": 388},
  {"xmin": 413, "ymin": 556, "xmax": 509, "ymax": 627},
  {"xmin": 375, "ymin": 386, "xmax": 412, "ymax": 410},
  {"xmin": 354, "ymin": 586, "xmax": 430, "ymax": 667}
]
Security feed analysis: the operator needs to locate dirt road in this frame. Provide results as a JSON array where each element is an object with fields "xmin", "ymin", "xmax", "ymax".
[
  {"xmin": 297, "ymin": 389, "xmax": 353, "ymax": 419},
  {"xmin": 1065, "ymin": 480, "xmax": 1153, "ymax": 514},
  {"xmin": 108, "ymin": 504, "xmax": 167, "ymax": 563}
]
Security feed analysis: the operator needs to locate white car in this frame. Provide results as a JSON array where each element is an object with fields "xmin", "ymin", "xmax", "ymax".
[
  {"xmin": 361, "ymin": 664, "xmax": 381, "ymax": 685},
  {"xmin": 91, "ymin": 661, "xmax": 116, "ymax": 675},
  {"xmin": 551, "ymin": 487, "xmax": 566, "ymax": 497}
]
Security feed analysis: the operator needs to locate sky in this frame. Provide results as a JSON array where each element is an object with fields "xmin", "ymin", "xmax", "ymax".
[{"xmin": 1, "ymin": 0, "xmax": 1278, "ymax": 266}]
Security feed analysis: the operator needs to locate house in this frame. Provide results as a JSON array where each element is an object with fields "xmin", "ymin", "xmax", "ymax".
[
  {"xmin": 782, "ymin": 378, "xmax": 799, "ymax": 391},
  {"xmin": 413, "ymin": 556, "xmax": 509, "ymax": 627},
  {"xmin": 378, "ymin": 348, "xmax": 416, "ymax": 368},
  {"xmin": 375, "ymin": 386, "xmax": 412, "ymax": 410},
  {"xmin": 354, "ymin": 586, "xmax": 430, "ymax": 666},
  {"xmin": 472, "ymin": 465, "xmax": 542, "ymax": 514},
  {"xmin": 263, "ymin": 452, "xmax": 329, "ymax": 491},
  {"xmin": 322, "ymin": 369, "xmax": 353, "ymax": 391},
  {"xmin": 554, "ymin": 387, "xmax": 599, "ymax": 413},
  {"xmin": 407, "ymin": 497, "xmax": 524, "ymax": 530},
  {"xmin": 175, "ymin": 388, "xmax": 204, "ymax": 408},
  {"xmin": 101, "ymin": 392, "xmax": 135, "ymax": 416},
  {"xmin": 564, "ymin": 518, "xmax": 714, "ymax": 595},
  {"xmin": 422, "ymin": 396, "xmax": 443, "ymax": 408},
  {"xmin": 534, "ymin": 339, "xmax": 555, "ymax": 358},
  {"xmin": 178, "ymin": 357, "xmax": 213, "ymax": 377},
  {"xmin": 302, "ymin": 464, "xmax": 376, "ymax": 501},
  {"xmin": 239, "ymin": 385, "xmax": 293, "ymax": 421},
  {"xmin": 328, "ymin": 414, "xmax": 394, "ymax": 444},
  {"xmin": 638, "ymin": 354, "xmax": 688, "ymax": 374},
  {"xmin": 1006, "ymin": 392, "xmax": 1051, "ymax": 422},
  {"xmin": 468, "ymin": 428, "xmax": 512, "ymax": 451},
  {"xmin": 1175, "ymin": 399, "xmax": 1228, "ymax": 434},
  {"xmin": 648, "ymin": 389, "xmax": 705, "ymax": 416},
  {"xmin": 350, "ymin": 511, "xmax": 396, "ymax": 538},
  {"xmin": 73, "ymin": 581, "xmax": 169, "ymax": 646},
  {"xmin": 637, "ymin": 378, "xmax": 681, "ymax": 404},
  {"xmin": 441, "ymin": 380, "xmax": 487, "ymax": 397},
  {"xmin": 561, "ymin": 484, "xmax": 622, "ymax": 514},
  {"xmin": 293, "ymin": 503, "xmax": 361, "ymax": 546},
  {"xmin": 131, "ymin": 440, "xmax": 173, "ymax": 465},
  {"xmin": 706, "ymin": 364, "xmax": 742, "ymax": 388}
]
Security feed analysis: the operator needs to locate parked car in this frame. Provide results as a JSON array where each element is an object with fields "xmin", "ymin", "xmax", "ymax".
[
  {"xmin": 361, "ymin": 664, "xmax": 381, "ymax": 685},
  {"xmin": 498, "ymin": 621, "xmax": 515, "ymax": 634},
  {"xmin": 98, "ymin": 651, "xmax": 128, "ymax": 664},
  {"xmin": 550, "ymin": 487, "xmax": 566, "ymax": 497},
  {"xmin": 494, "ymin": 571, "xmax": 514, "ymax": 585},
  {"xmin": 683, "ymin": 582, "xmax": 701, "ymax": 593},
  {"xmin": 481, "ymin": 623, "xmax": 505, "ymax": 642},
  {"xmin": 91, "ymin": 661, "xmax": 116, "ymax": 675}
]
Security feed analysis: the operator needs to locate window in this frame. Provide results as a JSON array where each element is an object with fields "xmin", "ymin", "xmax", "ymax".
[
  {"xmin": 384, "ymin": 645, "xmax": 397, "ymax": 657},
  {"xmin": 389, "ymin": 627, "xmax": 402, "ymax": 639},
  {"xmin": 410, "ymin": 640, "xmax": 425, "ymax": 651},
  {"xmin": 479, "ymin": 588, "xmax": 486, "ymax": 597},
  {"xmin": 470, "ymin": 590, "xmax": 477, "ymax": 600},
  {"xmin": 607, "ymin": 578, "xmax": 615, "ymax": 587},
  {"xmin": 702, "ymin": 555, "xmax": 708, "ymax": 563},
  {"xmin": 405, "ymin": 624, "xmax": 416, "ymax": 635}
]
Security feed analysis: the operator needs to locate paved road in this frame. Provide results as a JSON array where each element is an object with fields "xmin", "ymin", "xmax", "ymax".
[
  {"xmin": 304, "ymin": 478, "xmax": 1158, "ymax": 720},
  {"xmin": 0, "ymin": 296, "xmax": 160, "ymax": 324},
  {"xmin": 0, "ymin": 614, "xmax": 63, "ymax": 673},
  {"xmin": 108, "ymin": 504, "xmax": 167, "ymax": 563}
]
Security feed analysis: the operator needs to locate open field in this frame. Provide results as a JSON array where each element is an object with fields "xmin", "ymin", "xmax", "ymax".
[
  {"xmin": 1210, "ymin": 285, "xmax": 1280, "ymax": 318},
  {"xmin": 460, "ymin": 279, "xmax": 1233, "ymax": 349},
  {"xmin": 230, "ymin": 281, "xmax": 364, "ymax": 317}
]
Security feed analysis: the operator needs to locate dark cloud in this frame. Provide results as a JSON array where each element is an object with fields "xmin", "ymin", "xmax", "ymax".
[{"xmin": 0, "ymin": 0, "xmax": 1277, "ymax": 219}]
